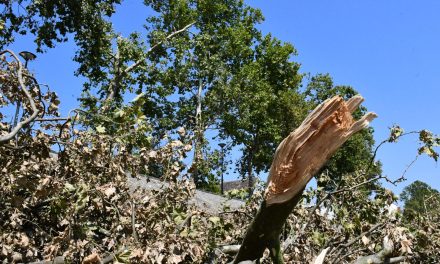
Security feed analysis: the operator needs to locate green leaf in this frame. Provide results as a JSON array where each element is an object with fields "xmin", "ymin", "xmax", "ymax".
[
  {"xmin": 115, "ymin": 249, "xmax": 131, "ymax": 263},
  {"xmin": 208, "ymin": 216, "xmax": 221, "ymax": 225},
  {"xmin": 96, "ymin": 125, "xmax": 106, "ymax": 133},
  {"xmin": 419, "ymin": 146, "xmax": 439, "ymax": 161},
  {"xmin": 312, "ymin": 231, "xmax": 325, "ymax": 246},
  {"xmin": 389, "ymin": 125, "xmax": 404, "ymax": 142},
  {"xmin": 114, "ymin": 109, "xmax": 125, "ymax": 118},
  {"xmin": 64, "ymin": 183, "xmax": 75, "ymax": 192}
]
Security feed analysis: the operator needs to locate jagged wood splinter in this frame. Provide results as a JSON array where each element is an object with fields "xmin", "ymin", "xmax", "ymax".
[{"xmin": 234, "ymin": 95, "xmax": 377, "ymax": 263}]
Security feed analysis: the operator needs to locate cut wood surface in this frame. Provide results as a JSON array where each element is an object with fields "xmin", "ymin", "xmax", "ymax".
[
  {"xmin": 265, "ymin": 95, "xmax": 377, "ymax": 204},
  {"xmin": 234, "ymin": 95, "xmax": 376, "ymax": 263}
]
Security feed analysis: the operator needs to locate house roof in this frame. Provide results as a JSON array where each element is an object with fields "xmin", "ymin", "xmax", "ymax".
[{"xmin": 223, "ymin": 177, "xmax": 257, "ymax": 192}]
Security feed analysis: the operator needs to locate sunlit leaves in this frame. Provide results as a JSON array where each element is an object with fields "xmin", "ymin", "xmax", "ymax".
[
  {"xmin": 418, "ymin": 146, "xmax": 438, "ymax": 161},
  {"xmin": 389, "ymin": 125, "xmax": 404, "ymax": 142},
  {"xmin": 417, "ymin": 129, "xmax": 439, "ymax": 161},
  {"xmin": 95, "ymin": 125, "xmax": 106, "ymax": 133}
]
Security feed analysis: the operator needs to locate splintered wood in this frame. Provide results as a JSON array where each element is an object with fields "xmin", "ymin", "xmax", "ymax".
[{"xmin": 264, "ymin": 95, "xmax": 377, "ymax": 205}]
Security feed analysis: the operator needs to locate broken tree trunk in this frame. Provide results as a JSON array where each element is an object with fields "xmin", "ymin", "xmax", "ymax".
[{"xmin": 233, "ymin": 95, "xmax": 377, "ymax": 263}]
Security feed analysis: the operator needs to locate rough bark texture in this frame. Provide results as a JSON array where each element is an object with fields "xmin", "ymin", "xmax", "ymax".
[
  {"xmin": 234, "ymin": 95, "xmax": 376, "ymax": 263},
  {"xmin": 233, "ymin": 194, "xmax": 303, "ymax": 263}
]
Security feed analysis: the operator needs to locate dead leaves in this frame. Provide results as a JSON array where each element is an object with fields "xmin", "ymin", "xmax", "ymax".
[{"xmin": 82, "ymin": 252, "xmax": 101, "ymax": 264}]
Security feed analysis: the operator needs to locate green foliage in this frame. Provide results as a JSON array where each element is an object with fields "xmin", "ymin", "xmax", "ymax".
[
  {"xmin": 3, "ymin": 1, "xmax": 440, "ymax": 262},
  {"xmin": 220, "ymin": 35, "xmax": 308, "ymax": 178},
  {"xmin": 1, "ymin": 0, "xmax": 381, "ymax": 190},
  {"xmin": 141, "ymin": 0, "xmax": 266, "ymax": 186},
  {"xmin": 226, "ymin": 188, "xmax": 249, "ymax": 200},
  {"xmin": 400, "ymin": 181, "xmax": 440, "ymax": 262},
  {"xmin": 401, "ymin": 180, "xmax": 440, "ymax": 220},
  {"xmin": 0, "ymin": 1, "xmax": 121, "ymax": 82},
  {"xmin": 0, "ymin": 1, "xmax": 121, "ymax": 49}
]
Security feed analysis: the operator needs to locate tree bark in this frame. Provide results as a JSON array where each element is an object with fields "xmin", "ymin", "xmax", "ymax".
[
  {"xmin": 247, "ymin": 145, "xmax": 254, "ymax": 197},
  {"xmin": 0, "ymin": 50, "xmax": 40, "ymax": 143},
  {"xmin": 192, "ymin": 78, "xmax": 204, "ymax": 184},
  {"xmin": 233, "ymin": 194, "xmax": 303, "ymax": 263},
  {"xmin": 233, "ymin": 95, "xmax": 377, "ymax": 263}
]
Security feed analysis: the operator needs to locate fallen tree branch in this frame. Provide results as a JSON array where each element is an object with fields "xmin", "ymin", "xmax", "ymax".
[
  {"xmin": 20, "ymin": 257, "xmax": 64, "ymax": 264},
  {"xmin": 130, "ymin": 200, "xmax": 138, "ymax": 242},
  {"xmin": 342, "ymin": 222, "xmax": 384, "ymax": 249},
  {"xmin": 387, "ymin": 256, "xmax": 409, "ymax": 263},
  {"xmin": 353, "ymin": 236, "xmax": 408, "ymax": 264},
  {"xmin": 174, "ymin": 211, "xmax": 198, "ymax": 234},
  {"xmin": 313, "ymin": 247, "xmax": 330, "ymax": 264},
  {"xmin": 219, "ymin": 244, "xmax": 241, "ymax": 254},
  {"xmin": 330, "ymin": 222, "xmax": 386, "ymax": 263},
  {"xmin": 0, "ymin": 50, "xmax": 40, "ymax": 143}
]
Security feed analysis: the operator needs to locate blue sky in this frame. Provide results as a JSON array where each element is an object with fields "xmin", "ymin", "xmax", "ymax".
[
  {"xmin": 7, "ymin": 1, "xmax": 440, "ymax": 194},
  {"xmin": 250, "ymin": 1, "xmax": 440, "ymax": 194}
]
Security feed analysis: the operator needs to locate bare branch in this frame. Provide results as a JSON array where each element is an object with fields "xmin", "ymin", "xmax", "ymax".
[
  {"xmin": 387, "ymin": 256, "xmax": 410, "ymax": 263},
  {"xmin": 328, "ymin": 222, "xmax": 386, "ymax": 263},
  {"xmin": 124, "ymin": 22, "xmax": 195, "ymax": 74},
  {"xmin": 130, "ymin": 200, "xmax": 138, "ymax": 242},
  {"xmin": 342, "ymin": 222, "xmax": 384, "ymax": 249},
  {"xmin": 0, "ymin": 50, "xmax": 39, "ymax": 143},
  {"xmin": 353, "ymin": 236, "xmax": 401, "ymax": 264},
  {"xmin": 219, "ymin": 244, "xmax": 241, "ymax": 254},
  {"xmin": 35, "ymin": 117, "xmax": 70, "ymax": 122}
]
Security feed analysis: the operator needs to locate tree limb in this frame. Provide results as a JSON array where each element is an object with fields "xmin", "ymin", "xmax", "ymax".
[
  {"xmin": 219, "ymin": 244, "xmax": 241, "ymax": 254},
  {"xmin": 234, "ymin": 95, "xmax": 377, "ymax": 263},
  {"xmin": 125, "ymin": 22, "xmax": 194, "ymax": 74},
  {"xmin": 105, "ymin": 22, "xmax": 195, "ymax": 104},
  {"xmin": 353, "ymin": 236, "xmax": 408, "ymax": 264},
  {"xmin": 0, "ymin": 50, "xmax": 40, "ymax": 143}
]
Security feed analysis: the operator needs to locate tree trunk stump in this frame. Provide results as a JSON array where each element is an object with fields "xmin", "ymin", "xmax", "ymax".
[{"xmin": 234, "ymin": 95, "xmax": 377, "ymax": 263}]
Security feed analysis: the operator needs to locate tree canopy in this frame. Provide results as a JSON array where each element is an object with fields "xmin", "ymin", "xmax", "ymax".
[
  {"xmin": 401, "ymin": 180, "xmax": 440, "ymax": 220},
  {"xmin": 1, "ymin": 1, "xmax": 439, "ymax": 263},
  {"xmin": 1, "ymin": 1, "xmax": 380, "ymax": 191}
]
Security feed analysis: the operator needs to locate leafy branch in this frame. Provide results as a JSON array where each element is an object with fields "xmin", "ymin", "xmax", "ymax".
[{"xmin": 105, "ymin": 22, "xmax": 195, "ymax": 104}]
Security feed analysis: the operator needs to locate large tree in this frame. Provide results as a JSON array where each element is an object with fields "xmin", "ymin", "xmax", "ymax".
[
  {"xmin": 219, "ymin": 34, "xmax": 308, "ymax": 192},
  {"xmin": 139, "ymin": 0, "xmax": 265, "ymax": 188},
  {"xmin": 1, "ymin": 1, "xmax": 380, "ymax": 192},
  {"xmin": 401, "ymin": 180, "xmax": 440, "ymax": 220},
  {"xmin": 0, "ymin": 0, "xmax": 121, "ymax": 80}
]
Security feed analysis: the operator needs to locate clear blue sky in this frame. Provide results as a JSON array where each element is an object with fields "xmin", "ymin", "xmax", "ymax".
[
  {"xmin": 250, "ymin": 1, "xmax": 440, "ymax": 194},
  {"xmin": 7, "ymin": 1, "xmax": 440, "ymax": 194}
]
